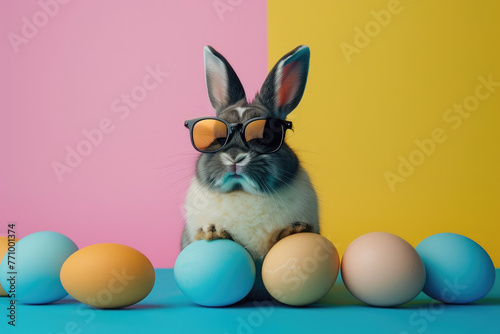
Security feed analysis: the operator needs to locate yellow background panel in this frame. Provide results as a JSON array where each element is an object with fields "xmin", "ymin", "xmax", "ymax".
[{"xmin": 269, "ymin": 0, "xmax": 500, "ymax": 265}]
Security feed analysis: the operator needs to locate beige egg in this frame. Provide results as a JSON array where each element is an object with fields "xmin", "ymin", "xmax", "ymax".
[
  {"xmin": 262, "ymin": 233, "xmax": 339, "ymax": 306},
  {"xmin": 341, "ymin": 232, "xmax": 425, "ymax": 307}
]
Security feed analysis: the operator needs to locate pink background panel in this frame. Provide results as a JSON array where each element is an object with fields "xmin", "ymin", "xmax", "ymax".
[{"xmin": 0, "ymin": 0, "xmax": 268, "ymax": 267}]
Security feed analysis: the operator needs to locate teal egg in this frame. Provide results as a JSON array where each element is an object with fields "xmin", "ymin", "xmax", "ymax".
[
  {"xmin": 0, "ymin": 231, "xmax": 78, "ymax": 304},
  {"xmin": 416, "ymin": 233, "xmax": 495, "ymax": 304},
  {"xmin": 174, "ymin": 239, "xmax": 256, "ymax": 307}
]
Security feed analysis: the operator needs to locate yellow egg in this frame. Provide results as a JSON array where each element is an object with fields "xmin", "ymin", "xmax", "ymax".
[
  {"xmin": 0, "ymin": 236, "xmax": 17, "ymax": 296},
  {"xmin": 262, "ymin": 233, "xmax": 340, "ymax": 306},
  {"xmin": 60, "ymin": 243, "xmax": 155, "ymax": 308}
]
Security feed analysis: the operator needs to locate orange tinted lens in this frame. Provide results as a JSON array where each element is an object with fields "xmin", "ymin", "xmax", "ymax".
[
  {"xmin": 244, "ymin": 119, "xmax": 267, "ymax": 142},
  {"xmin": 245, "ymin": 119, "xmax": 283, "ymax": 152},
  {"xmin": 192, "ymin": 119, "xmax": 227, "ymax": 151}
]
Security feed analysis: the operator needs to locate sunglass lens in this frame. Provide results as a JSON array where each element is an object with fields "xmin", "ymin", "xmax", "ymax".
[
  {"xmin": 192, "ymin": 119, "xmax": 228, "ymax": 152},
  {"xmin": 245, "ymin": 119, "xmax": 284, "ymax": 153}
]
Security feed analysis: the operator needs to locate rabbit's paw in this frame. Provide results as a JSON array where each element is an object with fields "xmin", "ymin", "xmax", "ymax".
[
  {"xmin": 194, "ymin": 224, "xmax": 233, "ymax": 241},
  {"xmin": 268, "ymin": 222, "xmax": 313, "ymax": 249}
]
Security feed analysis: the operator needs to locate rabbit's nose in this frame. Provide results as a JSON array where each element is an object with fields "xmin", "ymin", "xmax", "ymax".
[
  {"xmin": 234, "ymin": 153, "xmax": 249, "ymax": 164},
  {"xmin": 220, "ymin": 152, "xmax": 250, "ymax": 165}
]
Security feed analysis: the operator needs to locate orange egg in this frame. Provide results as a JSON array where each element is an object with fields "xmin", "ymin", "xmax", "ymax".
[
  {"xmin": 0, "ymin": 236, "xmax": 17, "ymax": 296},
  {"xmin": 60, "ymin": 243, "xmax": 155, "ymax": 308}
]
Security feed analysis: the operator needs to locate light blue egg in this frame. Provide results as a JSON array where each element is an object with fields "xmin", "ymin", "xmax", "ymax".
[
  {"xmin": 0, "ymin": 231, "xmax": 78, "ymax": 304},
  {"xmin": 174, "ymin": 239, "xmax": 256, "ymax": 307},
  {"xmin": 416, "ymin": 233, "xmax": 495, "ymax": 304}
]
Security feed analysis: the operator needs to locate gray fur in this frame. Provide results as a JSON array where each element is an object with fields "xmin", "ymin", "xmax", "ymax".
[
  {"xmin": 181, "ymin": 45, "xmax": 315, "ymax": 261},
  {"xmin": 195, "ymin": 45, "xmax": 310, "ymax": 194},
  {"xmin": 195, "ymin": 102, "xmax": 299, "ymax": 194}
]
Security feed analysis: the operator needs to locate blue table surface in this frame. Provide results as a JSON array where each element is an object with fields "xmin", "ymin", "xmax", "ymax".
[{"xmin": 1, "ymin": 269, "xmax": 499, "ymax": 334}]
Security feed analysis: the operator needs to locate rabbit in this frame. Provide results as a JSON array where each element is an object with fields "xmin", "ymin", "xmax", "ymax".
[{"xmin": 181, "ymin": 45, "xmax": 319, "ymax": 298}]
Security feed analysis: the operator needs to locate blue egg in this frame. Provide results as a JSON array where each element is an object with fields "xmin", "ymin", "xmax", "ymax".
[
  {"xmin": 0, "ymin": 231, "xmax": 78, "ymax": 304},
  {"xmin": 416, "ymin": 233, "xmax": 495, "ymax": 304},
  {"xmin": 174, "ymin": 239, "xmax": 256, "ymax": 307}
]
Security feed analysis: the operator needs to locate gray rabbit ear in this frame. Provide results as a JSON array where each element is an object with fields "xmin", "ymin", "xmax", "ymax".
[
  {"xmin": 258, "ymin": 45, "xmax": 310, "ymax": 119},
  {"xmin": 204, "ymin": 46, "xmax": 246, "ymax": 113}
]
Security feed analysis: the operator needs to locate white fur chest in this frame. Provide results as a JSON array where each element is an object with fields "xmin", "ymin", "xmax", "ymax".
[{"xmin": 184, "ymin": 168, "xmax": 319, "ymax": 259}]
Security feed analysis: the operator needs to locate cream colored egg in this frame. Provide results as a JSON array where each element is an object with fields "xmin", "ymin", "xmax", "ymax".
[
  {"xmin": 341, "ymin": 232, "xmax": 425, "ymax": 307},
  {"xmin": 61, "ymin": 243, "xmax": 155, "ymax": 309},
  {"xmin": 262, "ymin": 233, "xmax": 339, "ymax": 306}
]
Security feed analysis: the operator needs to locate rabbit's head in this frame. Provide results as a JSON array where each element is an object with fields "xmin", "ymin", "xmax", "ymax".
[{"xmin": 190, "ymin": 45, "xmax": 310, "ymax": 194}]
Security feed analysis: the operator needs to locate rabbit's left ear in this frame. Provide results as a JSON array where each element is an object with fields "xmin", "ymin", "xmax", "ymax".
[
  {"xmin": 258, "ymin": 45, "xmax": 310, "ymax": 119},
  {"xmin": 204, "ymin": 46, "xmax": 246, "ymax": 113}
]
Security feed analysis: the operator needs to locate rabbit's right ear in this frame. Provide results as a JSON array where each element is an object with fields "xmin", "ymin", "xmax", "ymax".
[{"xmin": 204, "ymin": 46, "xmax": 246, "ymax": 113}]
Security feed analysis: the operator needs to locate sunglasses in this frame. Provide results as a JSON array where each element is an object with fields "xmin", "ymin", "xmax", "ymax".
[{"xmin": 184, "ymin": 117, "xmax": 293, "ymax": 154}]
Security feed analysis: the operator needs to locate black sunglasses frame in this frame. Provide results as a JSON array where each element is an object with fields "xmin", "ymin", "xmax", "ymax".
[{"xmin": 184, "ymin": 117, "xmax": 293, "ymax": 154}]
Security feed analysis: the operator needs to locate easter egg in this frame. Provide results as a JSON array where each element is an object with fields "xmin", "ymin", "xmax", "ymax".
[
  {"xmin": 60, "ymin": 243, "xmax": 155, "ymax": 309},
  {"xmin": 0, "ymin": 231, "xmax": 78, "ymax": 304},
  {"xmin": 262, "ymin": 233, "xmax": 339, "ymax": 306},
  {"xmin": 416, "ymin": 233, "xmax": 495, "ymax": 304},
  {"xmin": 174, "ymin": 239, "xmax": 256, "ymax": 307},
  {"xmin": 341, "ymin": 232, "xmax": 425, "ymax": 307},
  {"xmin": 0, "ymin": 236, "xmax": 17, "ymax": 296}
]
